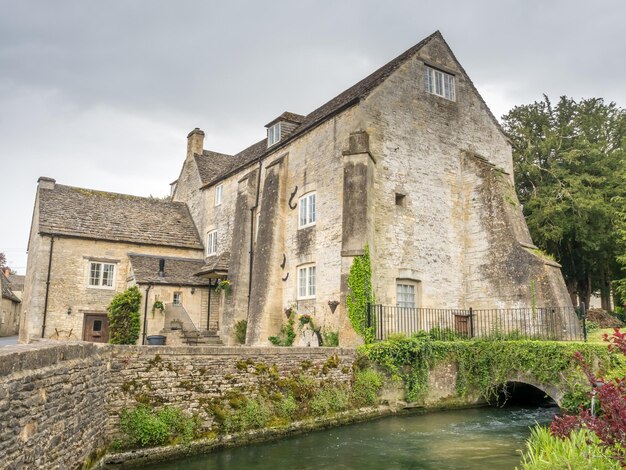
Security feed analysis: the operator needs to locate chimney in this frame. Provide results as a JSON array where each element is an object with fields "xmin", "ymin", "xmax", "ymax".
[
  {"xmin": 186, "ymin": 128, "xmax": 205, "ymax": 160},
  {"xmin": 37, "ymin": 176, "xmax": 56, "ymax": 190},
  {"xmin": 158, "ymin": 258, "xmax": 165, "ymax": 277}
]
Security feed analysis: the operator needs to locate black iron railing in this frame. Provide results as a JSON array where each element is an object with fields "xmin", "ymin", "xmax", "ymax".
[{"xmin": 367, "ymin": 304, "xmax": 585, "ymax": 341}]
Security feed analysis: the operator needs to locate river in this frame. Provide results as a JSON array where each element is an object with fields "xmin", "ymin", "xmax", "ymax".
[{"xmin": 146, "ymin": 405, "xmax": 557, "ymax": 470}]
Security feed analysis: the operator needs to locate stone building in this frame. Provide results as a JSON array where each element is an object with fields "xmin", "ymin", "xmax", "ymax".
[
  {"xmin": 21, "ymin": 31, "xmax": 576, "ymax": 346},
  {"xmin": 1, "ymin": 268, "xmax": 21, "ymax": 336}
]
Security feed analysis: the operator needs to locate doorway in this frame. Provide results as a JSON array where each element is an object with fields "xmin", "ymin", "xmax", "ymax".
[{"xmin": 83, "ymin": 313, "xmax": 110, "ymax": 343}]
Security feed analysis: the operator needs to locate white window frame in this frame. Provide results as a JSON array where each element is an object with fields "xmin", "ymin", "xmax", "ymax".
[
  {"xmin": 215, "ymin": 184, "xmax": 223, "ymax": 206},
  {"xmin": 396, "ymin": 281, "xmax": 421, "ymax": 309},
  {"xmin": 424, "ymin": 65, "xmax": 456, "ymax": 101},
  {"xmin": 173, "ymin": 291, "xmax": 182, "ymax": 305},
  {"xmin": 206, "ymin": 230, "xmax": 218, "ymax": 256},
  {"xmin": 298, "ymin": 192, "xmax": 316, "ymax": 229},
  {"xmin": 88, "ymin": 262, "xmax": 116, "ymax": 289},
  {"xmin": 268, "ymin": 122, "xmax": 281, "ymax": 146},
  {"xmin": 297, "ymin": 264, "xmax": 316, "ymax": 300}
]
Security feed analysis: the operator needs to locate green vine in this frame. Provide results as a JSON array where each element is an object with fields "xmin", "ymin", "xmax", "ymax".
[
  {"xmin": 347, "ymin": 245, "xmax": 375, "ymax": 343},
  {"xmin": 361, "ymin": 335, "xmax": 617, "ymax": 405},
  {"xmin": 108, "ymin": 286, "xmax": 142, "ymax": 345},
  {"xmin": 269, "ymin": 309, "xmax": 296, "ymax": 346}
]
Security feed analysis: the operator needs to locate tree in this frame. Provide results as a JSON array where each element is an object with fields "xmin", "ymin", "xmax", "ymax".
[
  {"xmin": 107, "ymin": 286, "xmax": 142, "ymax": 344},
  {"xmin": 502, "ymin": 96, "xmax": 626, "ymax": 308},
  {"xmin": 0, "ymin": 252, "xmax": 6, "ymax": 269}
]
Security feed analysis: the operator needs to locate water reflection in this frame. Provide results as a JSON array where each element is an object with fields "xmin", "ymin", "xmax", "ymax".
[{"xmin": 146, "ymin": 406, "xmax": 558, "ymax": 470}]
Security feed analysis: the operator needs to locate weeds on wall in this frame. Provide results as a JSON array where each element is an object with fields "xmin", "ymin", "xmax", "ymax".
[
  {"xmin": 108, "ymin": 286, "xmax": 142, "ymax": 345},
  {"xmin": 347, "ymin": 245, "xmax": 375, "ymax": 343},
  {"xmin": 117, "ymin": 405, "xmax": 200, "ymax": 448}
]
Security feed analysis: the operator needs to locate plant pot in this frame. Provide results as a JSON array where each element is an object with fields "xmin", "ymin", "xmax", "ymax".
[{"xmin": 146, "ymin": 335, "xmax": 166, "ymax": 346}]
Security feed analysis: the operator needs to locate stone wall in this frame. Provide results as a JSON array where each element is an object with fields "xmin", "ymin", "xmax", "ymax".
[
  {"xmin": 0, "ymin": 342, "xmax": 109, "ymax": 470},
  {"xmin": 0, "ymin": 341, "xmax": 357, "ymax": 469},
  {"xmin": 106, "ymin": 345, "xmax": 357, "ymax": 434}
]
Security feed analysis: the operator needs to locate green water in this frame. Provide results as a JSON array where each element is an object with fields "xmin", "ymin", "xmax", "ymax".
[{"xmin": 147, "ymin": 406, "xmax": 557, "ymax": 470}]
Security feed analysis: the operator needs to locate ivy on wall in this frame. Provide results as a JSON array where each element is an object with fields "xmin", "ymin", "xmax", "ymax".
[
  {"xmin": 108, "ymin": 286, "xmax": 142, "ymax": 345},
  {"xmin": 347, "ymin": 245, "xmax": 375, "ymax": 343}
]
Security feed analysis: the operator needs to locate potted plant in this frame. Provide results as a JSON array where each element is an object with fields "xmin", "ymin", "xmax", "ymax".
[
  {"xmin": 151, "ymin": 300, "xmax": 165, "ymax": 317},
  {"xmin": 215, "ymin": 279, "xmax": 232, "ymax": 296}
]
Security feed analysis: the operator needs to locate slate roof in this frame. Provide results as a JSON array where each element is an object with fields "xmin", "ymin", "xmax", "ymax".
[
  {"xmin": 128, "ymin": 254, "xmax": 210, "ymax": 286},
  {"xmin": 8, "ymin": 274, "xmax": 24, "ymax": 292},
  {"xmin": 265, "ymin": 111, "xmax": 306, "ymax": 127},
  {"xmin": 1, "ymin": 275, "xmax": 20, "ymax": 303},
  {"xmin": 197, "ymin": 30, "xmax": 506, "ymax": 189},
  {"xmin": 38, "ymin": 184, "xmax": 203, "ymax": 250},
  {"xmin": 195, "ymin": 252, "xmax": 230, "ymax": 278}
]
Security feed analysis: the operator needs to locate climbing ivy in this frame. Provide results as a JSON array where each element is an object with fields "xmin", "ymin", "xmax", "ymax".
[
  {"xmin": 347, "ymin": 245, "xmax": 374, "ymax": 343},
  {"xmin": 361, "ymin": 335, "xmax": 618, "ymax": 405},
  {"xmin": 108, "ymin": 286, "xmax": 142, "ymax": 344}
]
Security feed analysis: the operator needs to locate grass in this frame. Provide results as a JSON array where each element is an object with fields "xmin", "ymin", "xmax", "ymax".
[{"xmin": 586, "ymin": 328, "xmax": 615, "ymax": 343}]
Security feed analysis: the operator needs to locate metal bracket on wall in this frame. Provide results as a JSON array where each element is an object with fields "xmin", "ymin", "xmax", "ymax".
[
  {"xmin": 288, "ymin": 186, "xmax": 298, "ymax": 209},
  {"xmin": 280, "ymin": 253, "xmax": 286, "ymax": 269},
  {"xmin": 282, "ymin": 272, "xmax": 289, "ymax": 282}
]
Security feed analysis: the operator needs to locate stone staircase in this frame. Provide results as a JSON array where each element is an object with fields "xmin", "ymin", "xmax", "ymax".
[{"xmin": 162, "ymin": 303, "xmax": 222, "ymax": 346}]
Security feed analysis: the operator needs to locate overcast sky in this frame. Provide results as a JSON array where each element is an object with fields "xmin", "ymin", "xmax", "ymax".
[{"xmin": 1, "ymin": 0, "xmax": 624, "ymax": 274}]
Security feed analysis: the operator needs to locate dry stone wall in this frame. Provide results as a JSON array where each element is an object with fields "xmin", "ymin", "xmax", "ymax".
[{"xmin": 0, "ymin": 341, "xmax": 357, "ymax": 469}]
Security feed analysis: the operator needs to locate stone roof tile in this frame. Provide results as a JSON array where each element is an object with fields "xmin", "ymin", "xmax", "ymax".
[
  {"xmin": 128, "ymin": 254, "xmax": 210, "ymax": 286},
  {"xmin": 38, "ymin": 184, "xmax": 203, "ymax": 250},
  {"xmin": 1, "ymin": 275, "xmax": 20, "ymax": 303}
]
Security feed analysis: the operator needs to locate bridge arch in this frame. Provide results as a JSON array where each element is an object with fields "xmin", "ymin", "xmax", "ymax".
[{"xmin": 497, "ymin": 373, "xmax": 563, "ymax": 407}]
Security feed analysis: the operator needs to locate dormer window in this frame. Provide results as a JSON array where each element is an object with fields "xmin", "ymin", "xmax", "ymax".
[{"xmin": 268, "ymin": 122, "xmax": 281, "ymax": 146}]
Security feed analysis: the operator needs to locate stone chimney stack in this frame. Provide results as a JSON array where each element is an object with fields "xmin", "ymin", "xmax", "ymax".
[
  {"xmin": 37, "ymin": 176, "xmax": 56, "ymax": 190},
  {"xmin": 186, "ymin": 128, "xmax": 205, "ymax": 160}
]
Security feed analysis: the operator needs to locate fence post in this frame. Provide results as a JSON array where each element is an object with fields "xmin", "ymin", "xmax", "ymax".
[
  {"xmin": 469, "ymin": 307, "xmax": 474, "ymax": 338},
  {"xmin": 580, "ymin": 302, "xmax": 587, "ymax": 342}
]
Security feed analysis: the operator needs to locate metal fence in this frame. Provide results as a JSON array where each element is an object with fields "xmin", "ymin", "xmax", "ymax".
[{"xmin": 368, "ymin": 304, "xmax": 585, "ymax": 341}]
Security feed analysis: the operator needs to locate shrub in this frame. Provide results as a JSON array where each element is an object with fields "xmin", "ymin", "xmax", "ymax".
[
  {"xmin": 322, "ymin": 330, "xmax": 339, "ymax": 347},
  {"xmin": 269, "ymin": 310, "xmax": 296, "ymax": 346},
  {"xmin": 224, "ymin": 398, "xmax": 272, "ymax": 433},
  {"xmin": 351, "ymin": 368, "xmax": 383, "ymax": 406},
  {"xmin": 234, "ymin": 320, "xmax": 247, "ymax": 344},
  {"xmin": 108, "ymin": 286, "xmax": 142, "ymax": 344},
  {"xmin": 275, "ymin": 394, "xmax": 297, "ymax": 419},
  {"xmin": 119, "ymin": 405, "xmax": 199, "ymax": 448},
  {"xmin": 310, "ymin": 385, "xmax": 350, "ymax": 416},
  {"xmin": 520, "ymin": 426, "xmax": 621, "ymax": 469}
]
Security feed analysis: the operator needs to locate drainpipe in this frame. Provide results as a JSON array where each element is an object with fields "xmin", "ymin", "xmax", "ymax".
[
  {"xmin": 247, "ymin": 158, "xmax": 263, "ymax": 311},
  {"xmin": 141, "ymin": 283, "xmax": 152, "ymax": 345},
  {"xmin": 41, "ymin": 236, "xmax": 55, "ymax": 338},
  {"xmin": 207, "ymin": 282, "xmax": 212, "ymax": 330}
]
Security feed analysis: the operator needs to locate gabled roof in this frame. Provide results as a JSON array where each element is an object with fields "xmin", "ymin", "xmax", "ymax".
[
  {"xmin": 197, "ymin": 31, "xmax": 507, "ymax": 189},
  {"xmin": 128, "ymin": 254, "xmax": 210, "ymax": 286},
  {"xmin": 265, "ymin": 111, "xmax": 306, "ymax": 127},
  {"xmin": 38, "ymin": 184, "xmax": 203, "ymax": 250},
  {"xmin": 1, "ymin": 275, "xmax": 20, "ymax": 303},
  {"xmin": 8, "ymin": 274, "xmax": 24, "ymax": 292}
]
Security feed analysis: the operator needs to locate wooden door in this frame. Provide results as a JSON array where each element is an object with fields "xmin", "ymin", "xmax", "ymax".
[{"xmin": 83, "ymin": 314, "xmax": 110, "ymax": 343}]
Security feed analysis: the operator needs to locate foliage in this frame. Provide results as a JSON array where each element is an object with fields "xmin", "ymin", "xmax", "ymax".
[
  {"xmin": 502, "ymin": 96, "xmax": 626, "ymax": 308},
  {"xmin": 361, "ymin": 335, "xmax": 609, "ymax": 403},
  {"xmin": 519, "ymin": 426, "xmax": 621, "ymax": 470},
  {"xmin": 223, "ymin": 397, "xmax": 272, "ymax": 433},
  {"xmin": 215, "ymin": 279, "xmax": 232, "ymax": 296},
  {"xmin": 586, "ymin": 321, "xmax": 600, "ymax": 333},
  {"xmin": 347, "ymin": 245, "xmax": 375, "ymax": 343},
  {"xmin": 0, "ymin": 251, "xmax": 6, "ymax": 269},
  {"xmin": 108, "ymin": 286, "xmax": 142, "ymax": 344},
  {"xmin": 234, "ymin": 320, "xmax": 247, "ymax": 344},
  {"xmin": 119, "ymin": 405, "xmax": 200, "ymax": 448},
  {"xmin": 548, "ymin": 330, "xmax": 626, "ymax": 462},
  {"xmin": 322, "ymin": 330, "xmax": 339, "ymax": 347},
  {"xmin": 351, "ymin": 368, "xmax": 383, "ymax": 407},
  {"xmin": 268, "ymin": 310, "xmax": 296, "ymax": 346},
  {"xmin": 151, "ymin": 300, "xmax": 165, "ymax": 316},
  {"xmin": 310, "ymin": 385, "xmax": 350, "ymax": 416}
]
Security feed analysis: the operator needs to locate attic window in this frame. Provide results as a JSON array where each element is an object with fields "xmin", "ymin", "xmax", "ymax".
[
  {"xmin": 424, "ymin": 65, "xmax": 455, "ymax": 101},
  {"xmin": 268, "ymin": 122, "xmax": 281, "ymax": 146}
]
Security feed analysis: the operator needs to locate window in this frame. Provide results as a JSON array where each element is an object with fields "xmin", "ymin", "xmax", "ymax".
[
  {"xmin": 215, "ymin": 184, "xmax": 223, "ymax": 206},
  {"xmin": 298, "ymin": 192, "xmax": 316, "ymax": 228},
  {"xmin": 268, "ymin": 123, "xmax": 281, "ymax": 146},
  {"xmin": 298, "ymin": 265, "xmax": 316, "ymax": 299},
  {"xmin": 206, "ymin": 230, "xmax": 217, "ymax": 256},
  {"xmin": 88, "ymin": 262, "xmax": 115, "ymax": 288},
  {"xmin": 424, "ymin": 65, "xmax": 456, "ymax": 101},
  {"xmin": 173, "ymin": 292, "xmax": 182, "ymax": 305},
  {"xmin": 93, "ymin": 320, "xmax": 102, "ymax": 332},
  {"xmin": 397, "ymin": 283, "xmax": 416, "ymax": 308}
]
